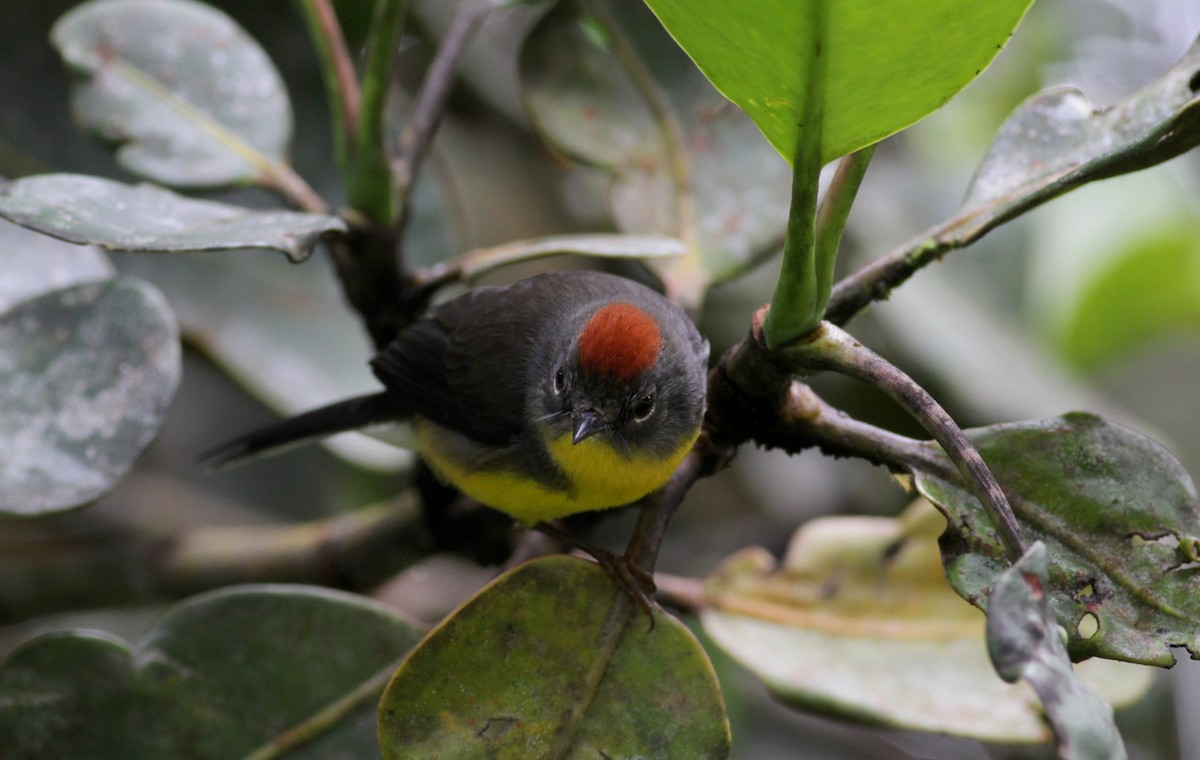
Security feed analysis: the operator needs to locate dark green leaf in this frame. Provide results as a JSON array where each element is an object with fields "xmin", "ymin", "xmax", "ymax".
[
  {"xmin": 643, "ymin": 0, "xmax": 1034, "ymax": 164},
  {"xmin": 0, "ymin": 278, "xmax": 179, "ymax": 515},
  {"xmin": 700, "ymin": 502, "xmax": 1150, "ymax": 742},
  {"xmin": 987, "ymin": 542, "xmax": 1127, "ymax": 760},
  {"xmin": 519, "ymin": 1, "xmax": 790, "ymax": 297},
  {"xmin": 961, "ymin": 35, "xmax": 1200, "ymax": 240},
  {"xmin": 51, "ymin": 0, "xmax": 292, "ymax": 188},
  {"xmin": 916, "ymin": 413, "xmax": 1200, "ymax": 666},
  {"xmin": 0, "ymin": 174, "xmax": 346, "ymax": 262},
  {"xmin": 0, "ymin": 585, "xmax": 424, "ymax": 759},
  {"xmin": 378, "ymin": 556, "xmax": 729, "ymax": 758},
  {"xmin": 0, "ymin": 218, "xmax": 114, "ymax": 314}
]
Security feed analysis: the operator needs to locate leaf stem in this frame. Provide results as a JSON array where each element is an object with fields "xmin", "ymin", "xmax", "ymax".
[
  {"xmin": 240, "ymin": 656, "xmax": 409, "ymax": 760},
  {"xmin": 391, "ymin": 0, "xmax": 493, "ymax": 227},
  {"xmin": 298, "ymin": 0, "xmax": 363, "ymax": 172},
  {"xmin": 783, "ymin": 322, "xmax": 1028, "ymax": 562},
  {"xmin": 813, "ymin": 145, "xmax": 874, "ymax": 311}
]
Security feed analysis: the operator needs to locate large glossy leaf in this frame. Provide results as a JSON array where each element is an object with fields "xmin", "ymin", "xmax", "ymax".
[
  {"xmin": 0, "ymin": 278, "xmax": 179, "ymax": 515},
  {"xmin": 916, "ymin": 413, "xmax": 1200, "ymax": 667},
  {"xmin": 0, "ymin": 174, "xmax": 345, "ymax": 262},
  {"xmin": 988, "ymin": 543, "xmax": 1127, "ymax": 760},
  {"xmin": 643, "ymin": 0, "xmax": 1034, "ymax": 165},
  {"xmin": 519, "ymin": 1, "xmax": 790, "ymax": 299},
  {"xmin": 0, "ymin": 218, "xmax": 114, "ymax": 314},
  {"xmin": 698, "ymin": 501, "xmax": 1150, "ymax": 742},
  {"xmin": 51, "ymin": 0, "xmax": 292, "ymax": 188},
  {"xmin": 378, "ymin": 556, "xmax": 729, "ymax": 758},
  {"xmin": 0, "ymin": 585, "xmax": 425, "ymax": 759}
]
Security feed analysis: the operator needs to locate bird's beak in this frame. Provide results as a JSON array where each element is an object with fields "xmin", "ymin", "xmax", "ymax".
[{"xmin": 572, "ymin": 409, "xmax": 608, "ymax": 445}]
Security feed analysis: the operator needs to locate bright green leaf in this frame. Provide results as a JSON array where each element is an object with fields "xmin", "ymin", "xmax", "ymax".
[
  {"xmin": 988, "ymin": 542, "xmax": 1127, "ymax": 759},
  {"xmin": 916, "ymin": 413, "xmax": 1200, "ymax": 667},
  {"xmin": 0, "ymin": 585, "xmax": 424, "ymax": 759},
  {"xmin": 643, "ymin": 0, "xmax": 1035, "ymax": 165},
  {"xmin": 699, "ymin": 501, "xmax": 1151, "ymax": 742},
  {"xmin": 379, "ymin": 556, "xmax": 729, "ymax": 758},
  {"xmin": 0, "ymin": 278, "xmax": 179, "ymax": 515},
  {"xmin": 0, "ymin": 174, "xmax": 346, "ymax": 262},
  {"xmin": 51, "ymin": 0, "xmax": 292, "ymax": 188}
]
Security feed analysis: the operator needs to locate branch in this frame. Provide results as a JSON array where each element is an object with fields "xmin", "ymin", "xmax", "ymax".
[{"xmin": 299, "ymin": 0, "xmax": 363, "ymax": 171}]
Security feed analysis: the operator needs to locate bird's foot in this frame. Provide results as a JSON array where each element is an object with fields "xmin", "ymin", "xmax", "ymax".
[{"xmin": 534, "ymin": 521, "xmax": 658, "ymax": 623}]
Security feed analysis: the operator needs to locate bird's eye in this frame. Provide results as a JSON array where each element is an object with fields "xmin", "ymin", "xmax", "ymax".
[
  {"xmin": 632, "ymin": 393, "xmax": 655, "ymax": 422},
  {"xmin": 553, "ymin": 367, "xmax": 566, "ymax": 394}
]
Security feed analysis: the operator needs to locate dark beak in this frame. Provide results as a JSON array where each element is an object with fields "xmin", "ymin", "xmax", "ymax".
[{"xmin": 572, "ymin": 409, "xmax": 608, "ymax": 444}]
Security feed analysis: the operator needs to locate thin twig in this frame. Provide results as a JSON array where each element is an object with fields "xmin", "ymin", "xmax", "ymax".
[
  {"xmin": 392, "ymin": 0, "xmax": 493, "ymax": 221},
  {"xmin": 298, "ymin": 0, "xmax": 363, "ymax": 166},
  {"xmin": 783, "ymin": 322, "xmax": 1027, "ymax": 562}
]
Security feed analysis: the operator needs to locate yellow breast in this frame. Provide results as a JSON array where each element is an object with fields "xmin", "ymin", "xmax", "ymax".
[{"xmin": 415, "ymin": 420, "xmax": 697, "ymax": 525}]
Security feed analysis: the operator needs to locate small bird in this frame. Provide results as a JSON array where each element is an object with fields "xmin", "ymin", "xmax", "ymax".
[{"xmin": 203, "ymin": 270, "xmax": 709, "ymax": 525}]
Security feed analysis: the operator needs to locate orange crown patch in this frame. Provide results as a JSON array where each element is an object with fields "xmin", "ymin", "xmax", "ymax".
[{"xmin": 577, "ymin": 303, "xmax": 662, "ymax": 381}]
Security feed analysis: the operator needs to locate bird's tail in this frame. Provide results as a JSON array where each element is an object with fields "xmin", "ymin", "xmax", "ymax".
[{"xmin": 201, "ymin": 391, "xmax": 406, "ymax": 470}]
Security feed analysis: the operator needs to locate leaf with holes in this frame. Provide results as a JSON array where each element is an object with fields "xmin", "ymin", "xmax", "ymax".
[
  {"xmin": 51, "ymin": 0, "xmax": 292, "ymax": 188},
  {"xmin": 519, "ymin": 1, "xmax": 790, "ymax": 300},
  {"xmin": 378, "ymin": 556, "xmax": 729, "ymax": 758},
  {"xmin": 698, "ymin": 501, "xmax": 1150, "ymax": 742},
  {"xmin": 987, "ymin": 542, "xmax": 1127, "ymax": 760},
  {"xmin": 643, "ymin": 0, "xmax": 1034, "ymax": 165},
  {"xmin": 0, "ymin": 278, "xmax": 179, "ymax": 515},
  {"xmin": 916, "ymin": 413, "xmax": 1200, "ymax": 667},
  {"xmin": 0, "ymin": 585, "xmax": 425, "ymax": 759},
  {"xmin": 0, "ymin": 174, "xmax": 345, "ymax": 262}
]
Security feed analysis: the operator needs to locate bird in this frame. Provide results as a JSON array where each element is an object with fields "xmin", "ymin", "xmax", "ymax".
[{"xmin": 202, "ymin": 270, "xmax": 710, "ymax": 526}]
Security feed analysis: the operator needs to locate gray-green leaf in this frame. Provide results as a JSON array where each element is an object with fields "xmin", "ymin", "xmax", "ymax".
[
  {"xmin": 51, "ymin": 0, "xmax": 293, "ymax": 188},
  {"xmin": 0, "ymin": 174, "xmax": 345, "ymax": 262},
  {"xmin": 0, "ymin": 218, "xmax": 114, "ymax": 313},
  {"xmin": 988, "ymin": 543, "xmax": 1127, "ymax": 760},
  {"xmin": 0, "ymin": 585, "xmax": 425, "ymax": 759},
  {"xmin": 916, "ymin": 413, "xmax": 1200, "ymax": 666},
  {"xmin": 0, "ymin": 278, "xmax": 179, "ymax": 515}
]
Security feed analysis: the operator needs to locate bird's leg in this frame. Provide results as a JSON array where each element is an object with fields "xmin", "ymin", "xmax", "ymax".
[{"xmin": 534, "ymin": 521, "xmax": 657, "ymax": 619}]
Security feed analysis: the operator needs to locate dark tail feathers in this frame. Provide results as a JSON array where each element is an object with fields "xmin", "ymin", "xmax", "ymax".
[{"xmin": 201, "ymin": 391, "xmax": 406, "ymax": 470}]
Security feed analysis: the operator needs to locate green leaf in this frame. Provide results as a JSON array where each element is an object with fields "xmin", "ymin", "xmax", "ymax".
[
  {"xmin": 643, "ymin": 0, "xmax": 1035, "ymax": 165},
  {"xmin": 0, "ymin": 174, "xmax": 346, "ymax": 262},
  {"xmin": 988, "ymin": 542, "xmax": 1127, "ymax": 760},
  {"xmin": 698, "ymin": 501, "xmax": 1151, "ymax": 742},
  {"xmin": 915, "ymin": 413, "xmax": 1200, "ymax": 667},
  {"xmin": 1058, "ymin": 224, "xmax": 1200, "ymax": 369},
  {"xmin": 0, "ymin": 585, "xmax": 425, "ymax": 759},
  {"xmin": 519, "ymin": 1, "xmax": 790, "ymax": 296},
  {"xmin": 0, "ymin": 278, "xmax": 179, "ymax": 516},
  {"xmin": 51, "ymin": 0, "xmax": 293, "ymax": 188},
  {"xmin": 0, "ymin": 218, "xmax": 114, "ymax": 313},
  {"xmin": 378, "ymin": 556, "xmax": 729, "ymax": 758}
]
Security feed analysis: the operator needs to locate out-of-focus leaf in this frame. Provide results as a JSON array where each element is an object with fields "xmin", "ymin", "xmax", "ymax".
[
  {"xmin": 0, "ymin": 585, "xmax": 425, "ymax": 759},
  {"xmin": 825, "ymin": 36, "xmax": 1200, "ymax": 327},
  {"xmin": 378, "ymin": 556, "xmax": 730, "ymax": 758},
  {"xmin": 51, "ymin": 0, "xmax": 292, "ymax": 188},
  {"xmin": 0, "ymin": 174, "xmax": 345, "ymax": 262},
  {"xmin": 1058, "ymin": 225, "xmax": 1200, "ymax": 369},
  {"xmin": 0, "ymin": 218, "xmax": 114, "ymax": 314},
  {"xmin": 916, "ymin": 413, "xmax": 1200, "ymax": 667},
  {"xmin": 964, "ymin": 36, "xmax": 1200, "ymax": 227},
  {"xmin": 440, "ymin": 233, "xmax": 685, "ymax": 282},
  {"xmin": 519, "ymin": 1, "xmax": 790, "ymax": 300},
  {"xmin": 643, "ymin": 0, "xmax": 1033, "ymax": 165},
  {"xmin": 988, "ymin": 542, "xmax": 1127, "ymax": 760},
  {"xmin": 698, "ymin": 501, "xmax": 1151, "ymax": 742},
  {"xmin": 0, "ymin": 278, "xmax": 179, "ymax": 515}
]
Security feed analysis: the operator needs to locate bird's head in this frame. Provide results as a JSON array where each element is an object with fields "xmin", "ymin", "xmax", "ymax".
[{"xmin": 536, "ymin": 300, "xmax": 706, "ymax": 461}]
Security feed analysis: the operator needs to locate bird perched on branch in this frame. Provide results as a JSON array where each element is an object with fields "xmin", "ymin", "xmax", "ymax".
[{"xmin": 203, "ymin": 270, "xmax": 709, "ymax": 525}]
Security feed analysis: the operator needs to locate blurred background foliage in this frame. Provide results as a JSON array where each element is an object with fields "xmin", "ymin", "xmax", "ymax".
[{"xmin": 1, "ymin": 0, "xmax": 1199, "ymax": 757}]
